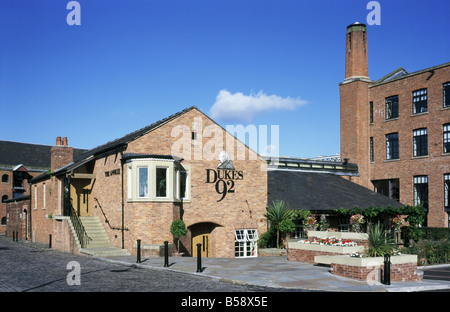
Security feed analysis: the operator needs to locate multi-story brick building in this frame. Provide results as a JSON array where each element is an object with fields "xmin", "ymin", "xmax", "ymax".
[{"xmin": 340, "ymin": 23, "xmax": 450, "ymax": 227}]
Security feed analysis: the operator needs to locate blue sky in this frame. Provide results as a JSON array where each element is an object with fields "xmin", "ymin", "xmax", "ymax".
[{"xmin": 0, "ymin": 0, "xmax": 448, "ymax": 158}]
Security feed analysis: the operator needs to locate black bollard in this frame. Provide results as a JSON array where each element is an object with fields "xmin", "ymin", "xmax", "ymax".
[
  {"xmin": 12, "ymin": 231, "xmax": 15, "ymax": 242},
  {"xmin": 16, "ymin": 232, "xmax": 19, "ymax": 241},
  {"xmin": 196, "ymin": 243, "xmax": 202, "ymax": 272},
  {"xmin": 383, "ymin": 254, "xmax": 391, "ymax": 285},
  {"xmin": 164, "ymin": 241, "xmax": 169, "ymax": 267},
  {"xmin": 49, "ymin": 234, "xmax": 52, "ymax": 248},
  {"xmin": 136, "ymin": 239, "xmax": 141, "ymax": 263}
]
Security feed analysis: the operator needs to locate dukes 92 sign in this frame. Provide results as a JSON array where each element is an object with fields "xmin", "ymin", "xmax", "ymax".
[{"xmin": 205, "ymin": 169, "xmax": 244, "ymax": 202}]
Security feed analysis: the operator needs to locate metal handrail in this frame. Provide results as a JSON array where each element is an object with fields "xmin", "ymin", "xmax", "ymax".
[{"xmin": 70, "ymin": 207, "xmax": 92, "ymax": 248}]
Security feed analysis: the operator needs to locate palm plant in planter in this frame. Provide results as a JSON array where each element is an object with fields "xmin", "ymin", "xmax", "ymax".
[{"xmin": 368, "ymin": 222, "xmax": 396, "ymax": 257}]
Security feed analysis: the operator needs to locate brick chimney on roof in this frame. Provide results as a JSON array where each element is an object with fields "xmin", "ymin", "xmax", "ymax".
[{"xmin": 51, "ymin": 136, "xmax": 73, "ymax": 172}]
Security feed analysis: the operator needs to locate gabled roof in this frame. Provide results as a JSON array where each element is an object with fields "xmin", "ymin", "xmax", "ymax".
[
  {"xmin": 268, "ymin": 170, "xmax": 403, "ymax": 211},
  {"xmin": 72, "ymin": 106, "xmax": 198, "ymax": 163}
]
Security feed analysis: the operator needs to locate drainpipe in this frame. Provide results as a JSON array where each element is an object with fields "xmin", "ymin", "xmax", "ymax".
[{"xmin": 120, "ymin": 151, "xmax": 125, "ymax": 249}]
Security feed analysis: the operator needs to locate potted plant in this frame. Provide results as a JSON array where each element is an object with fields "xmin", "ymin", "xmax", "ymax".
[{"xmin": 170, "ymin": 219, "xmax": 187, "ymax": 256}]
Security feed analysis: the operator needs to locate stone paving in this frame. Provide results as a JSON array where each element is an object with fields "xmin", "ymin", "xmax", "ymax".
[
  {"xmin": 2, "ymin": 236, "xmax": 450, "ymax": 293},
  {"xmin": 0, "ymin": 236, "xmax": 299, "ymax": 292}
]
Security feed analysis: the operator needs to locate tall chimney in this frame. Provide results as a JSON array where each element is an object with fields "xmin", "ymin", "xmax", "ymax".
[
  {"xmin": 345, "ymin": 22, "xmax": 369, "ymax": 80},
  {"xmin": 50, "ymin": 136, "xmax": 73, "ymax": 172}
]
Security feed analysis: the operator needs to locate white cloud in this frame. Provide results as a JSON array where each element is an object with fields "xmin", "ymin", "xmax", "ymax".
[{"xmin": 210, "ymin": 89, "xmax": 307, "ymax": 122}]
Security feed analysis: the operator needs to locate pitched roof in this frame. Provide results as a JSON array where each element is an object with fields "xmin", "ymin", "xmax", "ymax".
[
  {"xmin": 268, "ymin": 170, "xmax": 403, "ymax": 211},
  {"xmin": 73, "ymin": 106, "xmax": 198, "ymax": 162},
  {"xmin": 0, "ymin": 140, "xmax": 86, "ymax": 171}
]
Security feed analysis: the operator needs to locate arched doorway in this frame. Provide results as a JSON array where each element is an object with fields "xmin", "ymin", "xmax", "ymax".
[{"xmin": 189, "ymin": 222, "xmax": 220, "ymax": 257}]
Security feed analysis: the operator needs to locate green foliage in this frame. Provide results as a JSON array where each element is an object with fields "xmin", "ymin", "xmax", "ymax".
[
  {"xmin": 170, "ymin": 219, "xmax": 187, "ymax": 252},
  {"xmin": 264, "ymin": 200, "xmax": 295, "ymax": 249},
  {"xmin": 279, "ymin": 219, "xmax": 295, "ymax": 234},
  {"xmin": 368, "ymin": 222, "xmax": 396, "ymax": 257},
  {"xmin": 402, "ymin": 240, "xmax": 450, "ymax": 265},
  {"xmin": 335, "ymin": 205, "xmax": 426, "ymax": 244},
  {"xmin": 170, "ymin": 220, "xmax": 187, "ymax": 237},
  {"xmin": 257, "ymin": 225, "xmax": 277, "ymax": 248}
]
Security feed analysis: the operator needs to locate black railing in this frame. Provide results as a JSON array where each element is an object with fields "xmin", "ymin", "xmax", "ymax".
[{"xmin": 70, "ymin": 207, "xmax": 91, "ymax": 248}]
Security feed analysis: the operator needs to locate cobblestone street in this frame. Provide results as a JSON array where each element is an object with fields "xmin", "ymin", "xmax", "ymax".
[{"xmin": 0, "ymin": 237, "xmax": 296, "ymax": 293}]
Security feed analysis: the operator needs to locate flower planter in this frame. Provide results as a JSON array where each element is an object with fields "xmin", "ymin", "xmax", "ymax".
[
  {"xmin": 330, "ymin": 254, "xmax": 420, "ymax": 282},
  {"xmin": 287, "ymin": 240, "xmax": 365, "ymax": 264}
]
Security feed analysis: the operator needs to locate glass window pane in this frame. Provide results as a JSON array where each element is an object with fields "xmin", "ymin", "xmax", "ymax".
[
  {"xmin": 138, "ymin": 167, "xmax": 148, "ymax": 198},
  {"xmin": 156, "ymin": 168, "xmax": 167, "ymax": 197}
]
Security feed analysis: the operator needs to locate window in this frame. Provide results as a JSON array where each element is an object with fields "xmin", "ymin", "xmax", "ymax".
[
  {"xmin": 138, "ymin": 167, "xmax": 148, "ymax": 198},
  {"xmin": 373, "ymin": 179, "xmax": 400, "ymax": 201},
  {"xmin": 444, "ymin": 124, "xmax": 450, "ymax": 154},
  {"xmin": 445, "ymin": 174, "xmax": 450, "ymax": 211},
  {"xmin": 1, "ymin": 174, "xmax": 8, "ymax": 183},
  {"xmin": 413, "ymin": 128, "xmax": 428, "ymax": 157},
  {"xmin": 444, "ymin": 82, "xmax": 450, "ymax": 108},
  {"xmin": 370, "ymin": 137, "xmax": 374, "ymax": 162},
  {"xmin": 180, "ymin": 171, "xmax": 188, "ymax": 199},
  {"xmin": 369, "ymin": 101, "xmax": 373, "ymax": 123},
  {"xmin": 1, "ymin": 195, "xmax": 8, "ymax": 203},
  {"xmin": 413, "ymin": 88, "xmax": 427, "ymax": 114},
  {"xmin": 414, "ymin": 176, "xmax": 428, "ymax": 209},
  {"xmin": 156, "ymin": 167, "xmax": 167, "ymax": 198},
  {"xmin": 43, "ymin": 183, "xmax": 46, "ymax": 209},
  {"xmin": 385, "ymin": 95, "xmax": 399, "ymax": 119},
  {"xmin": 126, "ymin": 158, "xmax": 189, "ymax": 202},
  {"xmin": 386, "ymin": 133, "xmax": 399, "ymax": 160},
  {"xmin": 34, "ymin": 185, "xmax": 37, "ymax": 210},
  {"xmin": 234, "ymin": 229, "xmax": 258, "ymax": 258}
]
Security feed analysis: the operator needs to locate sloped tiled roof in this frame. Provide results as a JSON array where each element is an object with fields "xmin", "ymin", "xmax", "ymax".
[
  {"xmin": 268, "ymin": 170, "xmax": 403, "ymax": 211},
  {"xmin": 0, "ymin": 140, "xmax": 86, "ymax": 170}
]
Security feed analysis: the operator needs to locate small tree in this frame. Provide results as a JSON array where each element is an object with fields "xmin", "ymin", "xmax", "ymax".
[
  {"xmin": 264, "ymin": 200, "xmax": 295, "ymax": 249},
  {"xmin": 170, "ymin": 220, "xmax": 187, "ymax": 252}
]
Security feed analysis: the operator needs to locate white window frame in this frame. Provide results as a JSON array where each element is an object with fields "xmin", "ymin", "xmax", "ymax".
[
  {"xmin": 234, "ymin": 229, "xmax": 258, "ymax": 258},
  {"xmin": 125, "ymin": 158, "xmax": 190, "ymax": 202}
]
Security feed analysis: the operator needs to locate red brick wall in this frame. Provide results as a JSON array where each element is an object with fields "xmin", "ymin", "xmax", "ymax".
[
  {"xmin": 331, "ymin": 262, "xmax": 421, "ymax": 282},
  {"xmin": 88, "ymin": 108, "xmax": 268, "ymax": 257},
  {"xmin": 340, "ymin": 22, "xmax": 450, "ymax": 227}
]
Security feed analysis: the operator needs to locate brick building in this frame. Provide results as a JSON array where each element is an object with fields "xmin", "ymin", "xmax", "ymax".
[
  {"xmin": 0, "ymin": 140, "xmax": 85, "ymax": 238},
  {"xmin": 29, "ymin": 107, "xmax": 268, "ymax": 258},
  {"xmin": 339, "ymin": 23, "xmax": 450, "ymax": 227}
]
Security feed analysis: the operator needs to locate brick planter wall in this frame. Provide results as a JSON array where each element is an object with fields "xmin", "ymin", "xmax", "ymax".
[{"xmin": 330, "ymin": 255, "xmax": 420, "ymax": 282}]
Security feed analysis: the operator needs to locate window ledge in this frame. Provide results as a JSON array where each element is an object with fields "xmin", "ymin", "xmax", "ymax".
[
  {"xmin": 384, "ymin": 117, "xmax": 399, "ymax": 123},
  {"xmin": 441, "ymin": 106, "xmax": 450, "ymax": 111},
  {"xmin": 442, "ymin": 153, "xmax": 450, "ymax": 157},
  {"xmin": 411, "ymin": 112, "xmax": 428, "ymax": 117},
  {"xmin": 411, "ymin": 155, "xmax": 429, "ymax": 160},
  {"xmin": 384, "ymin": 158, "xmax": 399, "ymax": 162}
]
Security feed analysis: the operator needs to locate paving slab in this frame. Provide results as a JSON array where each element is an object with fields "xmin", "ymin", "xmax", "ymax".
[{"xmin": 99, "ymin": 255, "xmax": 450, "ymax": 292}]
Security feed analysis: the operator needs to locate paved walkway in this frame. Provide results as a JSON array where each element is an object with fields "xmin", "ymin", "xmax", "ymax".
[{"xmin": 101, "ymin": 254, "xmax": 450, "ymax": 292}]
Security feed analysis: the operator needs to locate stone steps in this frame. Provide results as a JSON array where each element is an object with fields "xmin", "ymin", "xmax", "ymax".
[{"xmin": 77, "ymin": 216, "xmax": 130, "ymax": 257}]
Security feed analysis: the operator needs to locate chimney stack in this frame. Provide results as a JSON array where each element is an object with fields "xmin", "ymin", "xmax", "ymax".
[
  {"xmin": 50, "ymin": 136, "xmax": 74, "ymax": 172},
  {"xmin": 345, "ymin": 22, "xmax": 369, "ymax": 80}
]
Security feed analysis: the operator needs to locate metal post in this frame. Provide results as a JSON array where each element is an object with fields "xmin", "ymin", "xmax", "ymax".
[
  {"xmin": 136, "ymin": 239, "xmax": 141, "ymax": 263},
  {"xmin": 196, "ymin": 243, "xmax": 202, "ymax": 272},
  {"xmin": 383, "ymin": 254, "xmax": 391, "ymax": 285},
  {"xmin": 12, "ymin": 231, "xmax": 15, "ymax": 242},
  {"xmin": 49, "ymin": 234, "xmax": 52, "ymax": 248},
  {"xmin": 164, "ymin": 241, "xmax": 169, "ymax": 267}
]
